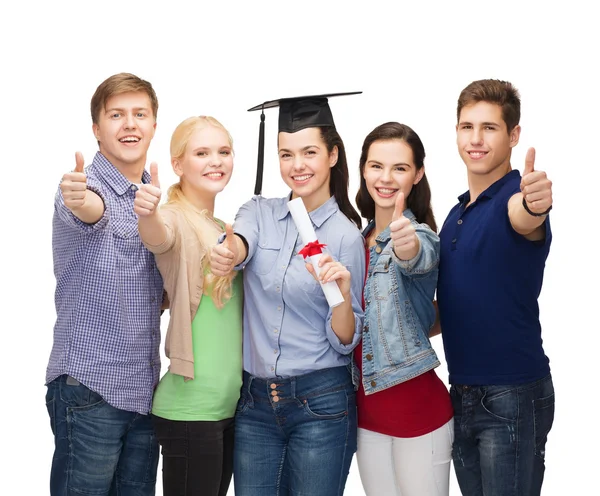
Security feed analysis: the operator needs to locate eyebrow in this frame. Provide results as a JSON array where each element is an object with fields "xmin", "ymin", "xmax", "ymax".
[
  {"xmin": 192, "ymin": 145, "xmax": 232, "ymax": 152},
  {"xmin": 105, "ymin": 107, "xmax": 150, "ymax": 113},
  {"xmin": 367, "ymin": 159, "xmax": 411, "ymax": 167},
  {"xmin": 459, "ymin": 120, "xmax": 500, "ymax": 127},
  {"xmin": 279, "ymin": 145, "xmax": 320, "ymax": 153}
]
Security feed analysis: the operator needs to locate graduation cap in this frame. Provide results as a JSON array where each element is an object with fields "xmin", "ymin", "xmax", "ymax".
[{"xmin": 248, "ymin": 91, "xmax": 362, "ymax": 195}]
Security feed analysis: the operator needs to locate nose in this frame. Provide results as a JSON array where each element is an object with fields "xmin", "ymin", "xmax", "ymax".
[
  {"xmin": 124, "ymin": 113, "xmax": 137, "ymax": 130},
  {"xmin": 470, "ymin": 128, "xmax": 483, "ymax": 146},
  {"xmin": 210, "ymin": 152, "xmax": 222, "ymax": 167},
  {"xmin": 292, "ymin": 156, "xmax": 305, "ymax": 171},
  {"xmin": 381, "ymin": 167, "xmax": 392, "ymax": 182}
]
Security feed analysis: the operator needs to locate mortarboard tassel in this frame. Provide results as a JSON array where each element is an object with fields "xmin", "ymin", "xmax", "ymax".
[{"xmin": 254, "ymin": 109, "xmax": 265, "ymax": 195}]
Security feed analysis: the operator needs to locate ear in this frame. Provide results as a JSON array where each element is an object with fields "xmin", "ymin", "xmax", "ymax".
[
  {"xmin": 329, "ymin": 145, "xmax": 339, "ymax": 168},
  {"xmin": 509, "ymin": 124, "xmax": 521, "ymax": 149},
  {"xmin": 172, "ymin": 158, "xmax": 183, "ymax": 177},
  {"xmin": 413, "ymin": 167, "xmax": 425, "ymax": 185},
  {"xmin": 92, "ymin": 123, "xmax": 100, "ymax": 142}
]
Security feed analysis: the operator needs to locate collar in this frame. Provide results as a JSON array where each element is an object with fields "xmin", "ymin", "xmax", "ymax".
[
  {"xmin": 458, "ymin": 169, "xmax": 520, "ymax": 206},
  {"xmin": 275, "ymin": 194, "xmax": 339, "ymax": 228},
  {"xmin": 91, "ymin": 152, "xmax": 150, "ymax": 196}
]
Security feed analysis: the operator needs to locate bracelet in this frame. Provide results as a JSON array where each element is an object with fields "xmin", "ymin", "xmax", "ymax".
[{"xmin": 522, "ymin": 197, "xmax": 552, "ymax": 217}]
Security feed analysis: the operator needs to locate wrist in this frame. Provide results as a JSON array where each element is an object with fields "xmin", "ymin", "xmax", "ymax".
[{"xmin": 522, "ymin": 197, "xmax": 552, "ymax": 217}]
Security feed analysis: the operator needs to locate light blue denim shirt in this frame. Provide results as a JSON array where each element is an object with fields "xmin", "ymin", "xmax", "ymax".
[
  {"xmin": 361, "ymin": 210, "xmax": 441, "ymax": 394},
  {"xmin": 232, "ymin": 195, "xmax": 365, "ymax": 379}
]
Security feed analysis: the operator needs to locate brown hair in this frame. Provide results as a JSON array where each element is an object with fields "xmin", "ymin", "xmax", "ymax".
[
  {"xmin": 90, "ymin": 73, "xmax": 159, "ymax": 124},
  {"xmin": 355, "ymin": 122, "xmax": 436, "ymax": 231},
  {"xmin": 457, "ymin": 79, "xmax": 521, "ymax": 133}
]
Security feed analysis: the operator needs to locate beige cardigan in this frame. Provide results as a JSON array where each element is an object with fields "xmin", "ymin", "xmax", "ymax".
[{"xmin": 141, "ymin": 205, "xmax": 212, "ymax": 380}]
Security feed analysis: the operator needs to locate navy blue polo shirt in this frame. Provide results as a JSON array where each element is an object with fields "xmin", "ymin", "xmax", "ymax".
[{"xmin": 437, "ymin": 170, "xmax": 551, "ymax": 385}]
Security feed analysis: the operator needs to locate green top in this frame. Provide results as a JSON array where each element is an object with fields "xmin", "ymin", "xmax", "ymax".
[{"xmin": 152, "ymin": 275, "xmax": 243, "ymax": 421}]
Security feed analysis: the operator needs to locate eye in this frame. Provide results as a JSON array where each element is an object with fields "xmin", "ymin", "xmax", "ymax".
[
  {"xmin": 484, "ymin": 125, "xmax": 495, "ymax": 131},
  {"xmin": 305, "ymin": 150, "xmax": 316, "ymax": 156},
  {"xmin": 136, "ymin": 112, "xmax": 146, "ymax": 118},
  {"xmin": 220, "ymin": 150, "xmax": 231, "ymax": 156},
  {"xmin": 369, "ymin": 163, "xmax": 381, "ymax": 169},
  {"xmin": 111, "ymin": 112, "xmax": 121, "ymax": 119},
  {"xmin": 197, "ymin": 151, "xmax": 207, "ymax": 157},
  {"xmin": 280, "ymin": 152, "xmax": 291, "ymax": 159},
  {"xmin": 460, "ymin": 124, "xmax": 472, "ymax": 130}
]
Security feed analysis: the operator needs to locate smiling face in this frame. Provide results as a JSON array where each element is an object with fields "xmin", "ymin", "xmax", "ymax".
[
  {"xmin": 92, "ymin": 91, "xmax": 156, "ymax": 171},
  {"xmin": 278, "ymin": 127, "xmax": 337, "ymax": 210},
  {"xmin": 456, "ymin": 101, "xmax": 520, "ymax": 182},
  {"xmin": 172, "ymin": 125, "xmax": 233, "ymax": 199},
  {"xmin": 362, "ymin": 139, "xmax": 424, "ymax": 216}
]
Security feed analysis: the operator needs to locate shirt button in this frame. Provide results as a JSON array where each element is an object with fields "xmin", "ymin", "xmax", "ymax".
[
  {"xmin": 271, "ymin": 366, "xmax": 275, "ymax": 372},
  {"xmin": 452, "ymin": 239, "xmax": 457, "ymax": 244},
  {"xmin": 277, "ymin": 306, "xmax": 281, "ymax": 311},
  {"xmin": 375, "ymin": 246, "xmax": 382, "ymax": 254},
  {"xmin": 370, "ymin": 380, "xmax": 377, "ymax": 387},
  {"xmin": 130, "ymin": 185, "xmax": 136, "ymax": 191},
  {"xmin": 273, "ymin": 349, "xmax": 278, "ymax": 354},
  {"xmin": 276, "ymin": 287, "xmax": 280, "ymax": 292},
  {"xmin": 366, "ymin": 354, "xmax": 373, "ymax": 361},
  {"xmin": 457, "ymin": 219, "xmax": 463, "ymax": 225},
  {"xmin": 364, "ymin": 326, "xmax": 369, "ymax": 333},
  {"xmin": 274, "ymin": 329, "xmax": 279, "ymax": 334}
]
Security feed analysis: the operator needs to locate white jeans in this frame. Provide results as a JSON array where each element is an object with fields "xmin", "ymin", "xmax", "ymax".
[{"xmin": 356, "ymin": 420, "xmax": 454, "ymax": 496}]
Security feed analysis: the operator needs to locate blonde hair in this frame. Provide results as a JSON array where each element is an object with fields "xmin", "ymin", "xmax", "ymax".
[{"xmin": 166, "ymin": 116, "xmax": 236, "ymax": 308}]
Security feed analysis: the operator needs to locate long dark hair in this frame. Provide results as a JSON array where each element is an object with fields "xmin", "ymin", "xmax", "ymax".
[
  {"xmin": 355, "ymin": 122, "xmax": 436, "ymax": 231},
  {"xmin": 320, "ymin": 126, "xmax": 362, "ymax": 229}
]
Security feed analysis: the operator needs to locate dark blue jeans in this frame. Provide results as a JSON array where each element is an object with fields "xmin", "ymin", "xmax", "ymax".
[
  {"xmin": 45, "ymin": 375, "xmax": 159, "ymax": 495},
  {"xmin": 233, "ymin": 366, "xmax": 357, "ymax": 496},
  {"xmin": 450, "ymin": 374, "xmax": 555, "ymax": 496}
]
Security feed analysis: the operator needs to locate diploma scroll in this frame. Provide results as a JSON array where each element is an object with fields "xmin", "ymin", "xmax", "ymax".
[{"xmin": 288, "ymin": 197, "xmax": 345, "ymax": 308}]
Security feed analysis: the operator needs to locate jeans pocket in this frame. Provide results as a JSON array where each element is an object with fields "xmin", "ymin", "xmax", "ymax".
[
  {"xmin": 533, "ymin": 392, "xmax": 555, "ymax": 459},
  {"xmin": 302, "ymin": 389, "xmax": 349, "ymax": 420},
  {"xmin": 481, "ymin": 386, "xmax": 518, "ymax": 422},
  {"xmin": 45, "ymin": 394, "xmax": 56, "ymax": 434},
  {"xmin": 59, "ymin": 379, "xmax": 105, "ymax": 410},
  {"xmin": 235, "ymin": 391, "xmax": 252, "ymax": 416}
]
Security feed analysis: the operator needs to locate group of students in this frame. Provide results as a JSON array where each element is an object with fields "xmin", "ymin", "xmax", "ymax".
[{"xmin": 45, "ymin": 72, "xmax": 555, "ymax": 496}]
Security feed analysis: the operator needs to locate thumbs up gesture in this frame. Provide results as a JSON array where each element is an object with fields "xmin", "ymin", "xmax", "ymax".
[
  {"xmin": 60, "ymin": 152, "xmax": 88, "ymax": 212},
  {"xmin": 390, "ymin": 192, "xmax": 419, "ymax": 260},
  {"xmin": 210, "ymin": 224, "xmax": 238, "ymax": 277},
  {"xmin": 134, "ymin": 162, "xmax": 162, "ymax": 217},
  {"xmin": 520, "ymin": 147, "xmax": 552, "ymax": 215}
]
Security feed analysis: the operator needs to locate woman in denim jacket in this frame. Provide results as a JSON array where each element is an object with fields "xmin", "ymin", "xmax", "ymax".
[{"xmin": 354, "ymin": 122, "xmax": 454, "ymax": 496}]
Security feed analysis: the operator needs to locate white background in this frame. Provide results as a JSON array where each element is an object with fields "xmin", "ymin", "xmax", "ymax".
[{"xmin": 1, "ymin": 1, "xmax": 597, "ymax": 494}]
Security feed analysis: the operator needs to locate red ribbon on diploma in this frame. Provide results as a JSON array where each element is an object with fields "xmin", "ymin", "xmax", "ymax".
[{"xmin": 298, "ymin": 240, "xmax": 327, "ymax": 259}]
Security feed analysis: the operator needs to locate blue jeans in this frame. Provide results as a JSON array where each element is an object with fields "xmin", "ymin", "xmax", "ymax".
[
  {"xmin": 450, "ymin": 374, "xmax": 555, "ymax": 496},
  {"xmin": 234, "ymin": 366, "xmax": 357, "ymax": 496},
  {"xmin": 45, "ymin": 375, "xmax": 159, "ymax": 495}
]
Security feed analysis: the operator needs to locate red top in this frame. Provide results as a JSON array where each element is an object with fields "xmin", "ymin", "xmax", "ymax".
[
  {"xmin": 355, "ymin": 343, "xmax": 453, "ymax": 437},
  {"xmin": 356, "ymin": 240, "xmax": 453, "ymax": 438}
]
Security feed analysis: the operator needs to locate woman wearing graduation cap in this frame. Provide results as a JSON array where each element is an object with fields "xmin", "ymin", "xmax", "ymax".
[{"xmin": 210, "ymin": 93, "xmax": 365, "ymax": 495}]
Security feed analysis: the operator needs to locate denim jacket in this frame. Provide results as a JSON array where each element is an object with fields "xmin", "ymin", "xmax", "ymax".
[{"xmin": 361, "ymin": 210, "xmax": 441, "ymax": 395}]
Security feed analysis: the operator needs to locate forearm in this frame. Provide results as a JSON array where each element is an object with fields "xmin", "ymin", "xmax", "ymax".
[
  {"xmin": 430, "ymin": 300, "xmax": 441, "ymax": 337},
  {"xmin": 330, "ymin": 297, "xmax": 356, "ymax": 345},
  {"xmin": 70, "ymin": 191, "xmax": 104, "ymax": 224},
  {"xmin": 232, "ymin": 234, "xmax": 248, "ymax": 265},
  {"xmin": 508, "ymin": 193, "xmax": 547, "ymax": 237},
  {"xmin": 138, "ymin": 211, "xmax": 167, "ymax": 247}
]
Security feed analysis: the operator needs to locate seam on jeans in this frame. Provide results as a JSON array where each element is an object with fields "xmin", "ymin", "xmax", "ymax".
[
  {"xmin": 275, "ymin": 444, "xmax": 287, "ymax": 495},
  {"xmin": 336, "ymin": 390, "xmax": 351, "ymax": 496}
]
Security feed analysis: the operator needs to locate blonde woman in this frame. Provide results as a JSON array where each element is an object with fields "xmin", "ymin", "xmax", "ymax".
[{"xmin": 134, "ymin": 116, "xmax": 242, "ymax": 496}]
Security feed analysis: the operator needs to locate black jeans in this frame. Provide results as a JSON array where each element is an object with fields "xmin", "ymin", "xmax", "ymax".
[{"xmin": 152, "ymin": 415, "xmax": 234, "ymax": 496}]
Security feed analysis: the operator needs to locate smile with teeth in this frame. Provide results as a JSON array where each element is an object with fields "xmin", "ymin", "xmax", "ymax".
[
  {"xmin": 204, "ymin": 172, "xmax": 224, "ymax": 179},
  {"xmin": 119, "ymin": 136, "xmax": 140, "ymax": 143},
  {"xmin": 375, "ymin": 187, "xmax": 398, "ymax": 198},
  {"xmin": 293, "ymin": 174, "xmax": 313, "ymax": 182},
  {"xmin": 468, "ymin": 151, "xmax": 487, "ymax": 159}
]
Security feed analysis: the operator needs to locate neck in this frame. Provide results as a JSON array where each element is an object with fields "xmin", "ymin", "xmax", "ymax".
[
  {"xmin": 467, "ymin": 163, "xmax": 511, "ymax": 206},
  {"xmin": 366, "ymin": 207, "xmax": 392, "ymax": 246},
  {"xmin": 294, "ymin": 191, "xmax": 330, "ymax": 213},
  {"xmin": 180, "ymin": 182, "xmax": 216, "ymax": 214}
]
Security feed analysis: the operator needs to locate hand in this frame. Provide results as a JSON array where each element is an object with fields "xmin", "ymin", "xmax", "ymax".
[
  {"xmin": 389, "ymin": 192, "xmax": 418, "ymax": 259},
  {"xmin": 60, "ymin": 152, "xmax": 88, "ymax": 211},
  {"xmin": 210, "ymin": 224, "xmax": 238, "ymax": 277},
  {"xmin": 305, "ymin": 253, "xmax": 351, "ymax": 297},
  {"xmin": 520, "ymin": 148, "xmax": 552, "ymax": 214},
  {"xmin": 134, "ymin": 162, "xmax": 161, "ymax": 217}
]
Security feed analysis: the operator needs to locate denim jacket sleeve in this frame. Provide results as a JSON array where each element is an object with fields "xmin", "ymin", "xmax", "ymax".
[{"xmin": 391, "ymin": 221, "xmax": 440, "ymax": 276}]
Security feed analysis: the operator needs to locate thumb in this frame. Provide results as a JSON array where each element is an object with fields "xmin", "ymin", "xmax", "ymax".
[
  {"xmin": 74, "ymin": 152, "xmax": 85, "ymax": 173},
  {"xmin": 150, "ymin": 162, "xmax": 160, "ymax": 188},
  {"xmin": 523, "ymin": 147, "xmax": 535, "ymax": 176},
  {"xmin": 392, "ymin": 191, "xmax": 405, "ymax": 222},
  {"xmin": 225, "ymin": 224, "xmax": 236, "ymax": 252}
]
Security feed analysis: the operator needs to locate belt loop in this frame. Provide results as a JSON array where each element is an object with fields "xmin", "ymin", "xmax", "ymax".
[{"xmin": 291, "ymin": 375, "xmax": 297, "ymax": 399}]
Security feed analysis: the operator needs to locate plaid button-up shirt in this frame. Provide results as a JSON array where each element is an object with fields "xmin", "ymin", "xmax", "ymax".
[{"xmin": 46, "ymin": 152, "xmax": 163, "ymax": 414}]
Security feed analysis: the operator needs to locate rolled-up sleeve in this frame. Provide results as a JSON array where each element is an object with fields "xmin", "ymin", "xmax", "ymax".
[
  {"xmin": 325, "ymin": 232, "xmax": 366, "ymax": 354},
  {"xmin": 53, "ymin": 177, "xmax": 109, "ymax": 232},
  {"xmin": 232, "ymin": 197, "xmax": 261, "ymax": 268}
]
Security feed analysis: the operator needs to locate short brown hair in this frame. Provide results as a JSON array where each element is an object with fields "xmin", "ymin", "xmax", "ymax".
[
  {"xmin": 90, "ymin": 73, "xmax": 158, "ymax": 124},
  {"xmin": 457, "ymin": 79, "xmax": 521, "ymax": 133}
]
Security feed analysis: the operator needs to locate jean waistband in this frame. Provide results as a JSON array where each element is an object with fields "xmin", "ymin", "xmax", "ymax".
[{"xmin": 242, "ymin": 366, "xmax": 352, "ymax": 401}]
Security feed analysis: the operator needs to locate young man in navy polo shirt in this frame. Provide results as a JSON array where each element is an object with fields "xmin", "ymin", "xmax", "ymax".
[{"xmin": 436, "ymin": 79, "xmax": 554, "ymax": 496}]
